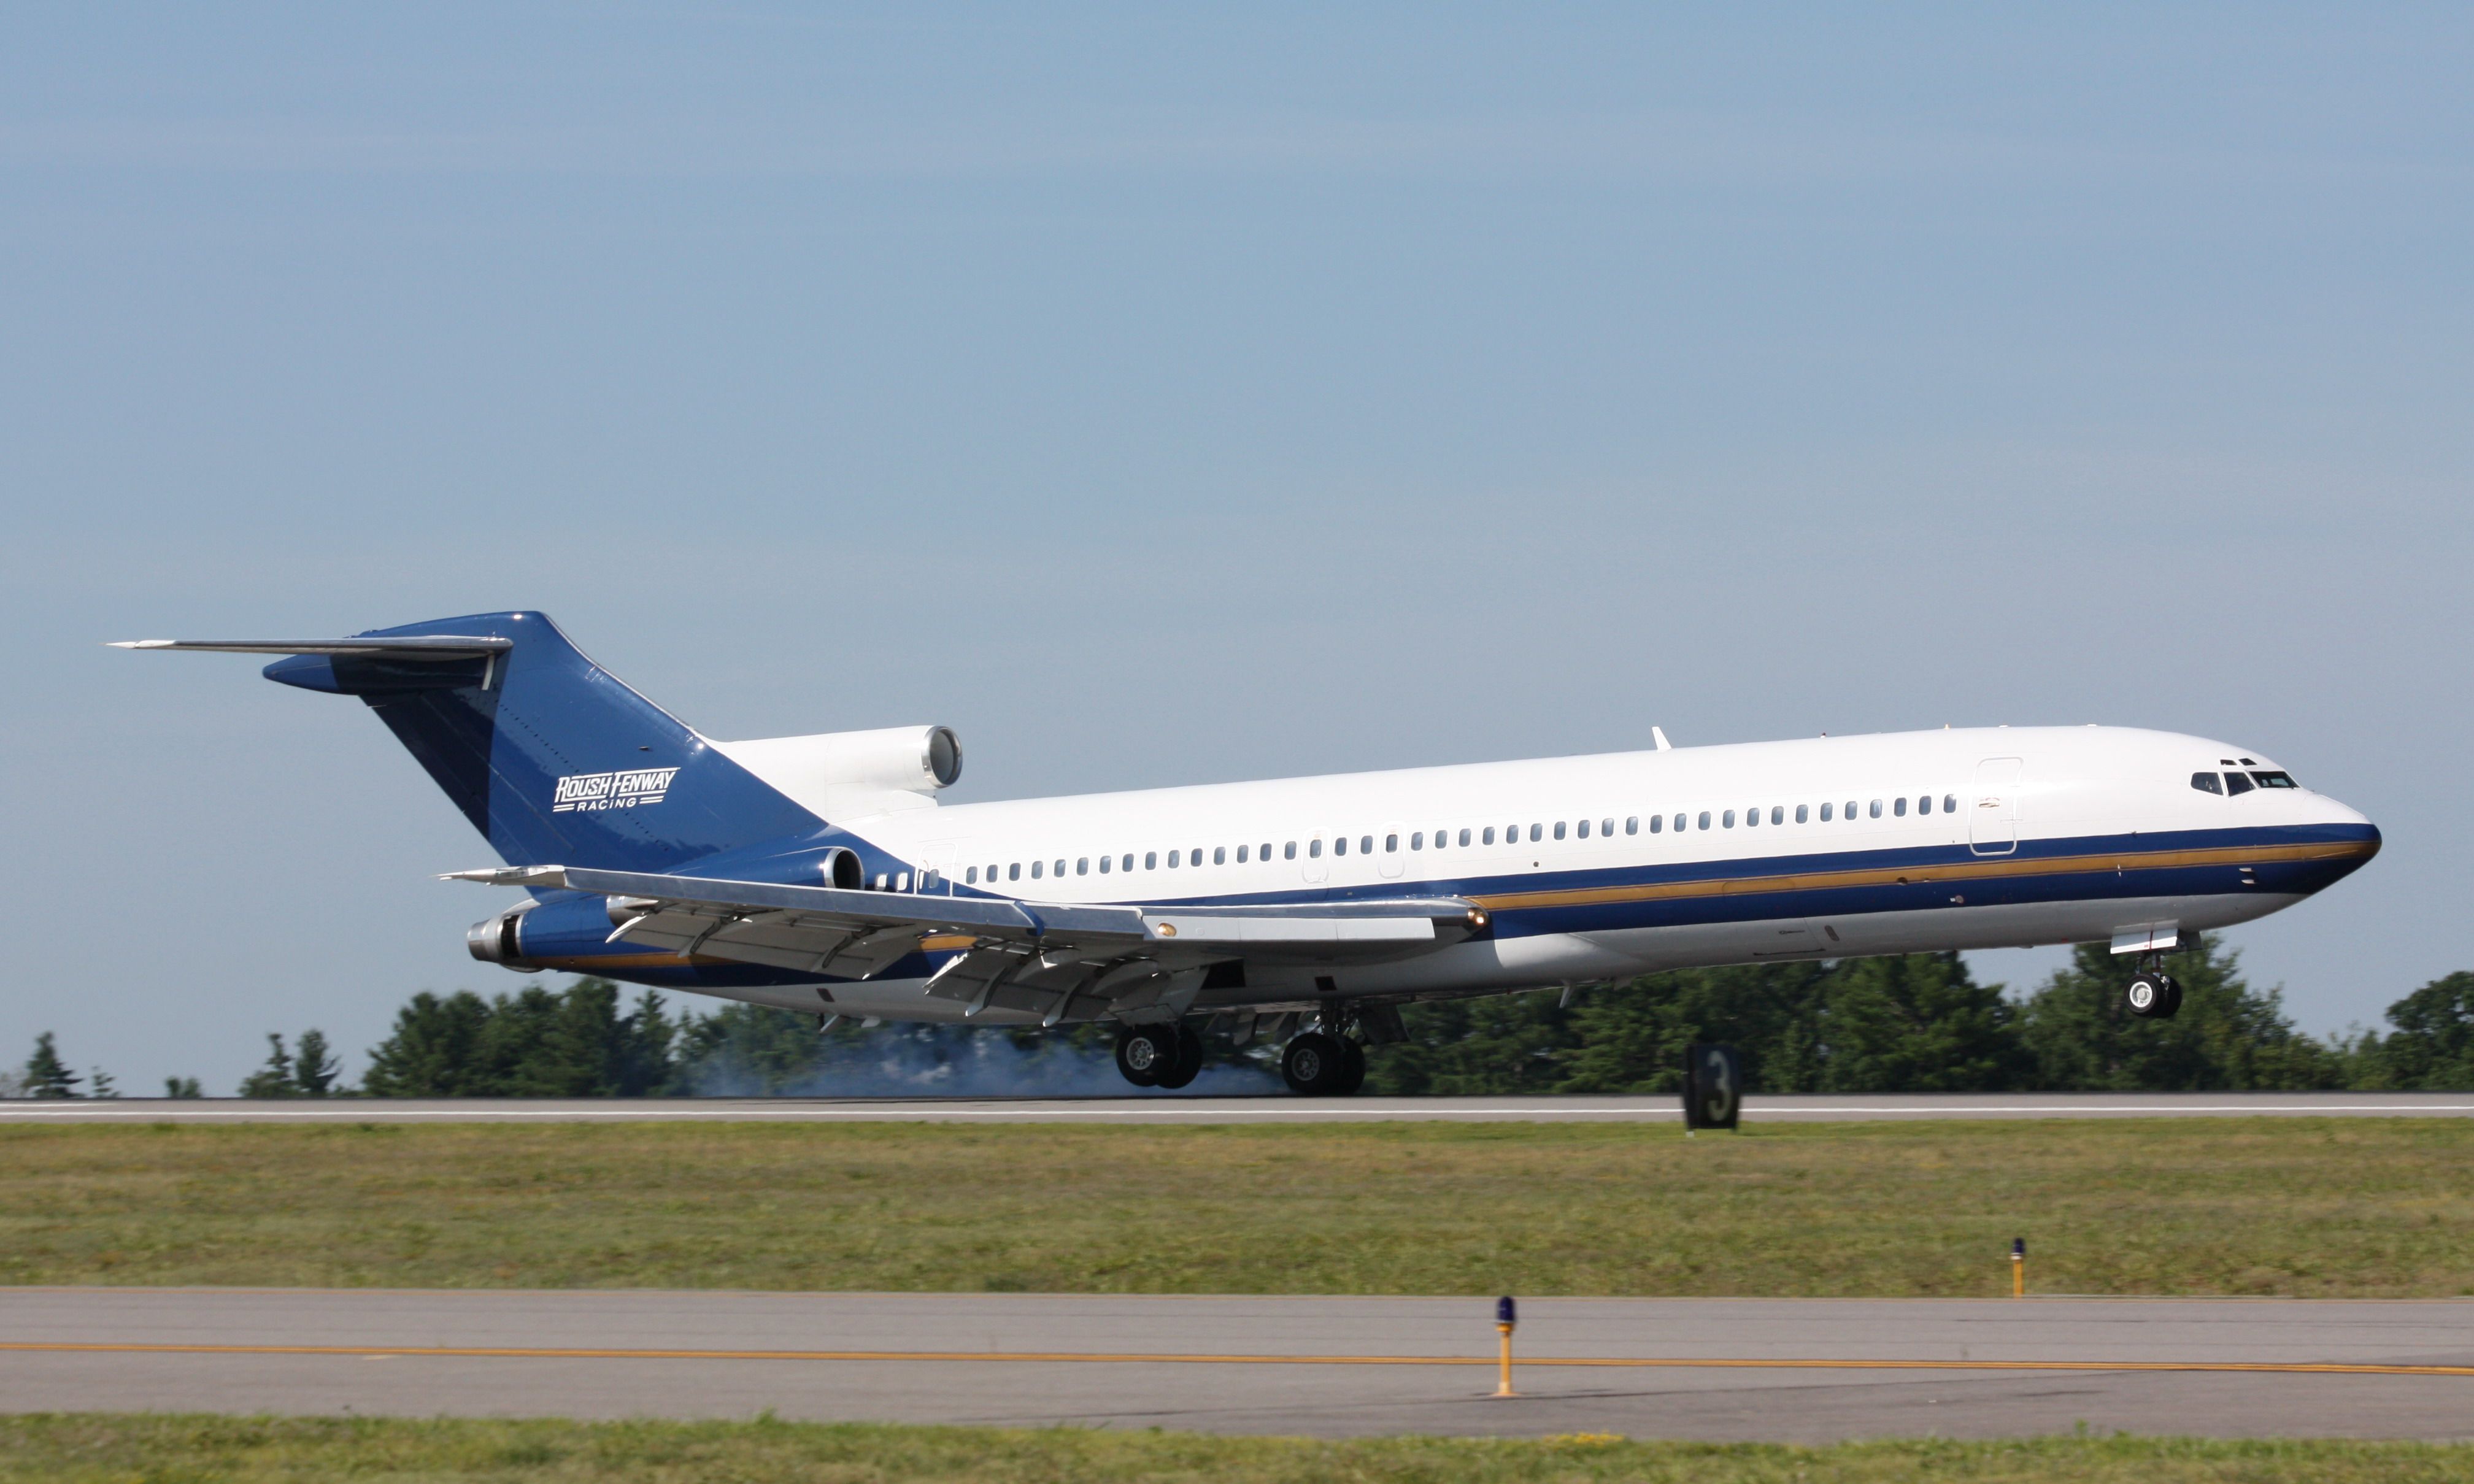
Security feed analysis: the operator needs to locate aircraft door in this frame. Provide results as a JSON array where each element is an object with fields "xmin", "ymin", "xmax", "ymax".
[
  {"xmin": 1378, "ymin": 821, "xmax": 1408, "ymax": 880},
  {"xmin": 1970, "ymin": 758, "xmax": 2022, "ymax": 857},
  {"xmin": 916, "ymin": 839, "xmax": 961, "ymax": 894}
]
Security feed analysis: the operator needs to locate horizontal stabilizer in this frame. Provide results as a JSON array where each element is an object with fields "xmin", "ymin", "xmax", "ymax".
[{"xmin": 110, "ymin": 636, "xmax": 513, "ymax": 658}]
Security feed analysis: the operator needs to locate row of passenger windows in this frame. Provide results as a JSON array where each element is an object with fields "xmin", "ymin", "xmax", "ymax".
[{"xmin": 956, "ymin": 791, "xmax": 1962, "ymax": 886}]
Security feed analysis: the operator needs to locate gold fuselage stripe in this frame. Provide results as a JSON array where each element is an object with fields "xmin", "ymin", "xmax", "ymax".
[{"xmin": 1468, "ymin": 838, "xmax": 2373, "ymax": 915}]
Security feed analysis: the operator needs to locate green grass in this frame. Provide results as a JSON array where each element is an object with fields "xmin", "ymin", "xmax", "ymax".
[
  {"xmin": 4, "ymin": 1415, "xmax": 2471, "ymax": 1483},
  {"xmin": 4, "ymin": 1118, "xmax": 2470, "ymax": 1296}
]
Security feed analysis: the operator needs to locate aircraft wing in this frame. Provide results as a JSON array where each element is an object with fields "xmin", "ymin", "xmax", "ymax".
[{"xmin": 447, "ymin": 864, "xmax": 1481, "ymax": 1019}]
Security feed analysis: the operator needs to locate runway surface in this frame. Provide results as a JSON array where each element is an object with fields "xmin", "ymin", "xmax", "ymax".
[
  {"xmin": 7, "ymin": 1289, "xmax": 2472, "ymax": 1441},
  {"xmin": 6, "ymin": 1091, "xmax": 2473, "ymax": 1123}
]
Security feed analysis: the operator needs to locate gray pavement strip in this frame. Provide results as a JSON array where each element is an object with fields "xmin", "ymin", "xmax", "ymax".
[
  {"xmin": 6, "ymin": 1093, "xmax": 2473, "ymax": 1123},
  {"xmin": 6, "ymin": 1290, "xmax": 2473, "ymax": 1441}
]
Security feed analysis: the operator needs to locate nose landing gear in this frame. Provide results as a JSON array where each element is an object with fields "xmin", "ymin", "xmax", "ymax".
[{"xmin": 2124, "ymin": 953, "xmax": 2183, "ymax": 1019}]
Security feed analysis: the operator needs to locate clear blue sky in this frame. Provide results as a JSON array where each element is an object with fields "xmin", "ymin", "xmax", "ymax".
[{"xmin": 4, "ymin": 6, "xmax": 2467, "ymax": 1092}]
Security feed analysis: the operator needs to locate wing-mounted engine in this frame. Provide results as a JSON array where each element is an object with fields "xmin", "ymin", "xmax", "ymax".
[{"xmin": 706, "ymin": 725, "xmax": 961, "ymax": 822}]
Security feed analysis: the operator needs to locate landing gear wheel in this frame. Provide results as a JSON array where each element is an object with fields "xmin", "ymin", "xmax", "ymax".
[
  {"xmin": 2157, "ymin": 974, "xmax": 2184, "ymax": 1019},
  {"xmin": 1153, "ymin": 1025, "xmax": 1205, "ymax": 1090},
  {"xmin": 1115, "ymin": 1026, "xmax": 1176, "ymax": 1087},
  {"xmin": 2125, "ymin": 974, "xmax": 2170, "ymax": 1018},
  {"xmin": 1282, "ymin": 1031, "xmax": 1347, "ymax": 1095},
  {"xmin": 1333, "ymin": 1039, "xmax": 1367, "ymax": 1095}
]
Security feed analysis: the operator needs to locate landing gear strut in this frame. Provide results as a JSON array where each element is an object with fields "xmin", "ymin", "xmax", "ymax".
[{"xmin": 2124, "ymin": 953, "xmax": 2183, "ymax": 1020}]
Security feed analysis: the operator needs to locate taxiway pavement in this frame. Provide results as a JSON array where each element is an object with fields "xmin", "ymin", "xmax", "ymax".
[
  {"xmin": 4, "ymin": 1091, "xmax": 2472, "ymax": 1123},
  {"xmin": 6, "ymin": 1289, "xmax": 2471, "ymax": 1441}
]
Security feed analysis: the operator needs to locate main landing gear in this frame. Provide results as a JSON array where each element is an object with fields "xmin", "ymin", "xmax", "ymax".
[
  {"xmin": 2124, "ymin": 953, "xmax": 2183, "ymax": 1020},
  {"xmin": 1114, "ymin": 1023, "xmax": 1204, "ymax": 1090},
  {"xmin": 1112, "ymin": 1014, "xmax": 1375, "ymax": 1096},
  {"xmin": 1281, "ymin": 1030, "xmax": 1366, "ymax": 1096}
]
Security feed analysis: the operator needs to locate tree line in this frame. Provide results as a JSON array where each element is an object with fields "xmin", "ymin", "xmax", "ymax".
[{"xmin": 13, "ymin": 936, "xmax": 2474, "ymax": 1098}]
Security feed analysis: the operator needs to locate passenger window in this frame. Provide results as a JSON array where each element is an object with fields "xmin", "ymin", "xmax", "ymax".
[
  {"xmin": 1361, "ymin": 835, "xmax": 1374, "ymax": 854},
  {"xmin": 1334, "ymin": 837, "xmax": 1347, "ymax": 856},
  {"xmin": 1846, "ymin": 800, "xmax": 1858, "ymax": 819},
  {"xmin": 1574, "ymin": 820, "xmax": 1588, "ymax": 839},
  {"xmin": 1744, "ymin": 807, "xmax": 1757, "ymax": 828},
  {"xmin": 1554, "ymin": 821, "xmax": 1568, "ymax": 840},
  {"xmin": 966, "ymin": 866, "xmax": 979, "ymax": 884},
  {"xmin": 2252, "ymin": 771, "xmax": 2298, "ymax": 789},
  {"xmin": 1030, "ymin": 861, "xmax": 1044, "ymax": 879},
  {"xmin": 1411, "ymin": 831, "xmax": 1423, "ymax": 850},
  {"xmin": 896, "ymin": 872, "xmax": 911, "ymax": 891},
  {"xmin": 1919, "ymin": 795, "xmax": 1932, "ymax": 814},
  {"xmin": 1894, "ymin": 797, "xmax": 1908, "ymax": 817},
  {"xmin": 1527, "ymin": 824, "xmax": 1541, "ymax": 843},
  {"xmin": 1309, "ymin": 839, "xmax": 1323, "ymax": 858},
  {"xmin": 1260, "ymin": 842, "xmax": 1271, "ymax": 860},
  {"xmin": 1123, "ymin": 854, "xmax": 1135, "ymax": 871},
  {"xmin": 1821, "ymin": 802, "xmax": 1833, "ymax": 821},
  {"xmin": 1697, "ymin": 811, "xmax": 1711, "ymax": 830},
  {"xmin": 1284, "ymin": 842, "xmax": 1297, "ymax": 859},
  {"xmin": 1459, "ymin": 828, "xmax": 1472, "ymax": 846},
  {"xmin": 1482, "ymin": 826, "xmax": 1496, "ymax": 845},
  {"xmin": 1869, "ymin": 799, "xmax": 1882, "ymax": 819},
  {"xmin": 1098, "ymin": 856, "xmax": 1110, "ymax": 874},
  {"xmin": 1237, "ymin": 844, "xmax": 1249, "ymax": 863},
  {"xmin": 1626, "ymin": 816, "xmax": 1639, "ymax": 835},
  {"xmin": 1943, "ymin": 794, "xmax": 1956, "ymax": 813},
  {"xmin": 1144, "ymin": 852, "xmax": 1157, "ymax": 869},
  {"xmin": 1384, "ymin": 834, "xmax": 1398, "ymax": 853},
  {"xmin": 1724, "ymin": 809, "xmax": 1736, "ymax": 828},
  {"xmin": 1077, "ymin": 858, "xmax": 1089, "ymax": 875},
  {"xmin": 1054, "ymin": 859, "xmax": 1065, "ymax": 877},
  {"xmin": 1649, "ymin": 814, "xmax": 1662, "ymax": 833},
  {"xmin": 1674, "ymin": 813, "xmax": 1687, "ymax": 832},
  {"xmin": 2191, "ymin": 772, "xmax": 2223, "ymax": 794},
  {"xmin": 1215, "ymin": 846, "xmax": 1227, "ymax": 864},
  {"xmin": 1168, "ymin": 850, "xmax": 1180, "ymax": 867},
  {"xmin": 1795, "ymin": 804, "xmax": 1808, "ymax": 823},
  {"xmin": 2224, "ymin": 772, "xmax": 2254, "ymax": 796}
]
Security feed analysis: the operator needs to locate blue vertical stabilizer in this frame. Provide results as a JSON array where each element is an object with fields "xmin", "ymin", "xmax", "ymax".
[{"xmin": 259, "ymin": 611, "xmax": 819, "ymax": 870}]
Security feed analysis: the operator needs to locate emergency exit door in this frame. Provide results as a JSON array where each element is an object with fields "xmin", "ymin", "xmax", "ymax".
[{"xmin": 1970, "ymin": 757, "xmax": 2021, "ymax": 856}]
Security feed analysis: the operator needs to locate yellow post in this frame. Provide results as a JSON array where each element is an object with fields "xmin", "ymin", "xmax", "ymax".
[
  {"xmin": 1492, "ymin": 1296, "xmax": 1517, "ymax": 1397},
  {"xmin": 2011, "ymin": 1237, "xmax": 2025, "ymax": 1299}
]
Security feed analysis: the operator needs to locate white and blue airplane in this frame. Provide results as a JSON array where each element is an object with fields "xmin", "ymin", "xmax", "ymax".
[{"xmin": 120, "ymin": 611, "xmax": 2380, "ymax": 1094}]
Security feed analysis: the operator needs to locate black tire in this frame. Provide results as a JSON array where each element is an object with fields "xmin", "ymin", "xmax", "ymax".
[
  {"xmin": 1282, "ymin": 1031, "xmax": 1346, "ymax": 1095},
  {"xmin": 1114, "ymin": 1026, "xmax": 1174, "ymax": 1087},
  {"xmin": 1154, "ymin": 1025, "xmax": 1204, "ymax": 1090},
  {"xmin": 1333, "ymin": 1039, "xmax": 1367, "ymax": 1095},
  {"xmin": 2124, "ymin": 973, "xmax": 2167, "ymax": 1018},
  {"xmin": 2158, "ymin": 975, "xmax": 2184, "ymax": 1020}
]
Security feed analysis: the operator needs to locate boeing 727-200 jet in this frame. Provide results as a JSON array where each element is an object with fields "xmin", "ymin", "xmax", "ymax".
[{"xmin": 119, "ymin": 612, "xmax": 2380, "ymax": 1094}]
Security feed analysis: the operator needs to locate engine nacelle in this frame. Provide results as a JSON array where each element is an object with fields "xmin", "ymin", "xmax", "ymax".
[
  {"xmin": 465, "ymin": 903, "xmax": 541, "ymax": 971},
  {"xmin": 709, "ymin": 725, "xmax": 961, "ymax": 820}
]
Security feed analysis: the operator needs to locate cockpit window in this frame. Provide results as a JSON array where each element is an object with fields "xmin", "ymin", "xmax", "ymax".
[
  {"xmin": 2251, "ymin": 771, "xmax": 2298, "ymax": 789},
  {"xmin": 2191, "ymin": 771, "xmax": 2223, "ymax": 794},
  {"xmin": 2223, "ymin": 771, "xmax": 2255, "ymax": 796}
]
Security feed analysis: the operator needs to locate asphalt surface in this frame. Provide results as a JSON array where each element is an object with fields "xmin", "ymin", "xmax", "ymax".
[
  {"xmin": 5, "ymin": 1091, "xmax": 2473, "ymax": 1123},
  {"xmin": 6, "ymin": 1289, "xmax": 2472, "ymax": 1440}
]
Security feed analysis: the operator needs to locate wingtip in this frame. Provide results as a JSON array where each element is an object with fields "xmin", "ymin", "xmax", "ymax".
[{"xmin": 107, "ymin": 640, "xmax": 172, "ymax": 649}]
